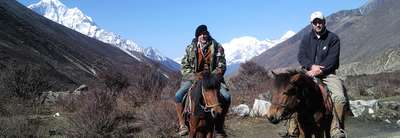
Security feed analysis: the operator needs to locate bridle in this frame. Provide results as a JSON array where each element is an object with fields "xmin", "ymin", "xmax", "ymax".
[
  {"xmin": 200, "ymin": 87, "xmax": 220, "ymax": 117},
  {"xmin": 188, "ymin": 80, "xmax": 221, "ymax": 117},
  {"xmin": 270, "ymin": 83, "xmax": 302, "ymax": 120}
]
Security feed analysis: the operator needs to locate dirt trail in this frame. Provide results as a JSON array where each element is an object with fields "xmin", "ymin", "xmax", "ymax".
[{"xmin": 225, "ymin": 117, "xmax": 400, "ymax": 138}]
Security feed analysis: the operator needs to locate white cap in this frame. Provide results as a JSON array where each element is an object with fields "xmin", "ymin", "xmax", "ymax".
[{"xmin": 310, "ymin": 11, "xmax": 324, "ymax": 22}]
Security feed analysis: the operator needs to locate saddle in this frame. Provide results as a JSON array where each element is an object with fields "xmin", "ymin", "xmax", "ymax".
[
  {"xmin": 313, "ymin": 78, "xmax": 333, "ymax": 114},
  {"xmin": 313, "ymin": 78, "xmax": 353, "ymax": 116}
]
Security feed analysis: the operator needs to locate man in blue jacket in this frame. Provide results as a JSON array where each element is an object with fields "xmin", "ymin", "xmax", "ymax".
[{"xmin": 297, "ymin": 11, "xmax": 347, "ymax": 138}]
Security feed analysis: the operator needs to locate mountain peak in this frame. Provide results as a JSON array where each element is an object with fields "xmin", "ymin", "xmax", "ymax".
[
  {"xmin": 30, "ymin": 0, "xmax": 65, "ymax": 9},
  {"xmin": 27, "ymin": 0, "xmax": 180, "ymax": 71},
  {"xmin": 223, "ymin": 31, "xmax": 296, "ymax": 65},
  {"xmin": 42, "ymin": 0, "xmax": 63, "ymax": 5}
]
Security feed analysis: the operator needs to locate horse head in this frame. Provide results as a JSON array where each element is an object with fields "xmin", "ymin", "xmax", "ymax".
[
  {"xmin": 266, "ymin": 70, "xmax": 305, "ymax": 124},
  {"xmin": 201, "ymin": 73, "xmax": 223, "ymax": 118}
]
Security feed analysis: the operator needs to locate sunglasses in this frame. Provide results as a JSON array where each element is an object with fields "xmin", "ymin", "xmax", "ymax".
[{"xmin": 312, "ymin": 19, "xmax": 324, "ymax": 25}]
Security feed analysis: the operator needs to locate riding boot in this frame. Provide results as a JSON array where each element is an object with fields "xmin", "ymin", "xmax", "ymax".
[
  {"xmin": 175, "ymin": 103, "xmax": 188, "ymax": 136},
  {"xmin": 215, "ymin": 114, "xmax": 227, "ymax": 138},
  {"xmin": 331, "ymin": 103, "xmax": 346, "ymax": 138}
]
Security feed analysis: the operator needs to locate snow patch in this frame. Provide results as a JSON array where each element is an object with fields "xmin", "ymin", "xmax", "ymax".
[{"xmin": 222, "ymin": 31, "xmax": 296, "ymax": 65}]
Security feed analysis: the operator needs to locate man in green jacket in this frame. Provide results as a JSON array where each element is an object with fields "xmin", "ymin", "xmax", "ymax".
[{"xmin": 175, "ymin": 25, "xmax": 231, "ymax": 137}]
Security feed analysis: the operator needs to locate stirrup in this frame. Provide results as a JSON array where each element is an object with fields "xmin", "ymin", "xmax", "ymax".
[
  {"xmin": 177, "ymin": 125, "xmax": 188, "ymax": 136},
  {"xmin": 331, "ymin": 128, "xmax": 346, "ymax": 138}
]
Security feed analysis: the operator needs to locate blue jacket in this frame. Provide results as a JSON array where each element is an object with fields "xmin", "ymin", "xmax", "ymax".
[{"xmin": 298, "ymin": 29, "xmax": 340, "ymax": 76}]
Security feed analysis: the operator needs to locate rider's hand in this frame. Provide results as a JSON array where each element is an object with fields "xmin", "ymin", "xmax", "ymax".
[
  {"xmin": 306, "ymin": 70, "xmax": 316, "ymax": 77},
  {"xmin": 309, "ymin": 65, "xmax": 324, "ymax": 76}
]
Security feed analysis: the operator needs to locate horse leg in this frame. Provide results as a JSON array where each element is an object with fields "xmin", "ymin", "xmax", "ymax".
[
  {"xmin": 297, "ymin": 121, "xmax": 313, "ymax": 138},
  {"xmin": 314, "ymin": 128, "xmax": 324, "ymax": 138},
  {"xmin": 206, "ymin": 118, "xmax": 214, "ymax": 138},
  {"xmin": 189, "ymin": 116, "xmax": 200, "ymax": 138},
  {"xmin": 313, "ymin": 112, "xmax": 325, "ymax": 138},
  {"xmin": 198, "ymin": 120, "xmax": 208, "ymax": 138}
]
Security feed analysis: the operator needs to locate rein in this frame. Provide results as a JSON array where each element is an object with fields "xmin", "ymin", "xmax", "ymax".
[
  {"xmin": 200, "ymin": 87, "xmax": 220, "ymax": 112},
  {"xmin": 189, "ymin": 80, "xmax": 220, "ymax": 113},
  {"xmin": 271, "ymin": 84, "xmax": 305, "ymax": 120}
]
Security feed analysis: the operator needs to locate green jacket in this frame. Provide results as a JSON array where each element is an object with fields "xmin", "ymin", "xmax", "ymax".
[{"xmin": 181, "ymin": 38, "xmax": 226, "ymax": 81}]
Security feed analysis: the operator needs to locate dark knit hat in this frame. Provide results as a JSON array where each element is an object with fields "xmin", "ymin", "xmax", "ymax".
[{"xmin": 195, "ymin": 24, "xmax": 209, "ymax": 38}]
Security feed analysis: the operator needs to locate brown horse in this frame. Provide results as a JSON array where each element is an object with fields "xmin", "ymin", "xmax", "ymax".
[
  {"xmin": 266, "ymin": 70, "xmax": 332, "ymax": 138},
  {"xmin": 184, "ymin": 74, "xmax": 223, "ymax": 138}
]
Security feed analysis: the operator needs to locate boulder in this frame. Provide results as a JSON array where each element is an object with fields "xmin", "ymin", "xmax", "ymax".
[
  {"xmin": 231, "ymin": 104, "xmax": 250, "ymax": 117},
  {"xmin": 250, "ymin": 99, "xmax": 271, "ymax": 117},
  {"xmin": 349, "ymin": 99, "xmax": 379, "ymax": 117}
]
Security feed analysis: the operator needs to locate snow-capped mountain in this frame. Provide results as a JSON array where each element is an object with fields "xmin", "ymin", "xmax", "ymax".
[
  {"xmin": 223, "ymin": 31, "xmax": 296, "ymax": 65},
  {"xmin": 28, "ymin": 0, "xmax": 180, "ymax": 70},
  {"xmin": 222, "ymin": 31, "xmax": 296, "ymax": 75}
]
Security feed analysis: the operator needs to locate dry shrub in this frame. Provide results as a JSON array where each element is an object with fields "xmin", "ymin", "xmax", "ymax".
[
  {"xmin": 61, "ymin": 65, "xmax": 178, "ymax": 137},
  {"xmin": 133, "ymin": 100, "xmax": 177, "ymax": 137},
  {"xmin": 65, "ymin": 89, "xmax": 123, "ymax": 137},
  {"xmin": 0, "ymin": 116, "xmax": 43, "ymax": 137},
  {"xmin": 228, "ymin": 61, "xmax": 273, "ymax": 105},
  {"xmin": 99, "ymin": 72, "xmax": 130, "ymax": 95},
  {"xmin": 0, "ymin": 63, "xmax": 54, "ymax": 100}
]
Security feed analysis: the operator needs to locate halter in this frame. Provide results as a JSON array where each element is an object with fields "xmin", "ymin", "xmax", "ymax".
[
  {"xmin": 270, "ymin": 84, "xmax": 302, "ymax": 120},
  {"xmin": 188, "ymin": 80, "xmax": 220, "ymax": 116},
  {"xmin": 200, "ymin": 87, "xmax": 220, "ymax": 112}
]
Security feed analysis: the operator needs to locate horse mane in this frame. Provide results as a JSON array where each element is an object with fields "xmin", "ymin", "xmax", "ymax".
[
  {"xmin": 201, "ymin": 74, "xmax": 221, "ymax": 90},
  {"xmin": 272, "ymin": 70, "xmax": 300, "ymax": 89}
]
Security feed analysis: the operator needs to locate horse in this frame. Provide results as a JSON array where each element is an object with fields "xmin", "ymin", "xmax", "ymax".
[
  {"xmin": 266, "ymin": 70, "xmax": 333, "ymax": 138},
  {"xmin": 183, "ymin": 73, "xmax": 223, "ymax": 138}
]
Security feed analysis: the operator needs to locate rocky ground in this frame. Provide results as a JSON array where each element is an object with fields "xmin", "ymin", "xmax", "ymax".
[
  {"xmin": 226, "ymin": 95, "xmax": 400, "ymax": 138},
  {"xmin": 225, "ymin": 116, "xmax": 400, "ymax": 138}
]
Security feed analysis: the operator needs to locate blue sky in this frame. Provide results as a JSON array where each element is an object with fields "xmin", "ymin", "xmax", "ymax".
[{"xmin": 18, "ymin": 0, "xmax": 368, "ymax": 59}]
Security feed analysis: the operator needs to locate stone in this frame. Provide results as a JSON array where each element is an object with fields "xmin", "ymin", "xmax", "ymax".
[
  {"xmin": 250, "ymin": 99, "xmax": 271, "ymax": 117},
  {"xmin": 349, "ymin": 99, "xmax": 378, "ymax": 117},
  {"xmin": 368, "ymin": 108, "xmax": 374, "ymax": 114},
  {"xmin": 384, "ymin": 119, "xmax": 391, "ymax": 124},
  {"xmin": 231, "ymin": 104, "xmax": 250, "ymax": 117}
]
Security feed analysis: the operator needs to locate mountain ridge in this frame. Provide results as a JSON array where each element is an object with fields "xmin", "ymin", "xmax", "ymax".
[
  {"xmin": 27, "ymin": 0, "xmax": 180, "ymax": 71},
  {"xmin": 251, "ymin": 0, "xmax": 400, "ymax": 76},
  {"xmin": 1, "ymin": 0, "xmax": 174, "ymax": 88}
]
